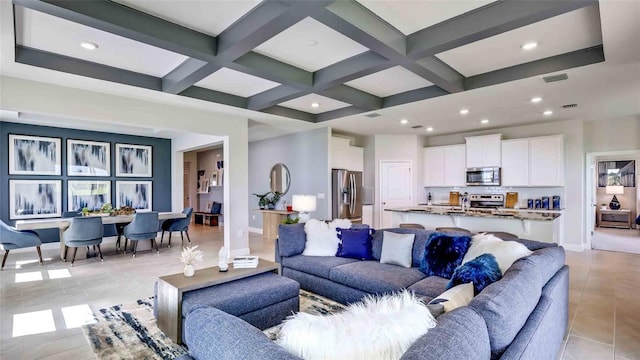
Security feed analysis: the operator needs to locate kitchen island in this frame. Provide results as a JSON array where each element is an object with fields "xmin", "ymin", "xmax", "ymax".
[{"xmin": 385, "ymin": 206, "xmax": 563, "ymax": 244}]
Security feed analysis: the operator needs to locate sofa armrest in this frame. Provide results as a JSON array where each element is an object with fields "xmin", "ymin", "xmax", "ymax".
[
  {"xmin": 184, "ymin": 306, "xmax": 300, "ymax": 360},
  {"xmin": 277, "ymin": 223, "xmax": 306, "ymax": 257}
]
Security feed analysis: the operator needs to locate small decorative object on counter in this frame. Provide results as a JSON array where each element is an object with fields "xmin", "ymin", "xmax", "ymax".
[
  {"xmin": 427, "ymin": 192, "xmax": 432, "ymax": 205},
  {"xmin": 179, "ymin": 245, "xmax": 204, "ymax": 277},
  {"xmin": 535, "ymin": 199, "xmax": 542, "ymax": 209},
  {"xmin": 527, "ymin": 199, "xmax": 534, "ymax": 209},
  {"xmin": 218, "ymin": 246, "xmax": 229, "ymax": 272},
  {"xmin": 541, "ymin": 196, "xmax": 550, "ymax": 209},
  {"xmin": 552, "ymin": 196, "xmax": 561, "ymax": 210}
]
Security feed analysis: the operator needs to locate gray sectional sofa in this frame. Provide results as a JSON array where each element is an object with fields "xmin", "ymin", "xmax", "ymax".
[{"xmin": 179, "ymin": 225, "xmax": 568, "ymax": 360}]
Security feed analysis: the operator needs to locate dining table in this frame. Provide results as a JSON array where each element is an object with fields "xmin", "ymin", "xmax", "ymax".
[{"xmin": 15, "ymin": 212, "xmax": 187, "ymax": 260}]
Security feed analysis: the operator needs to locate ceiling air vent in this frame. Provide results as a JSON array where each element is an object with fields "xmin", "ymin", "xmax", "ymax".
[
  {"xmin": 561, "ymin": 103, "xmax": 578, "ymax": 109},
  {"xmin": 543, "ymin": 73, "xmax": 568, "ymax": 83},
  {"xmin": 364, "ymin": 112, "xmax": 381, "ymax": 118},
  {"xmin": 411, "ymin": 125, "xmax": 424, "ymax": 129}
]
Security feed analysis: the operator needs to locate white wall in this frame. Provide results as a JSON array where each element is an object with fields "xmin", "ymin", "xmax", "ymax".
[
  {"xmin": 1, "ymin": 76, "xmax": 250, "ymax": 256},
  {"xmin": 196, "ymin": 147, "xmax": 224, "ymax": 214}
]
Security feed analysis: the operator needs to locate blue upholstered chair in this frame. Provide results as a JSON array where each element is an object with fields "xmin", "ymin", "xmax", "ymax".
[
  {"xmin": 123, "ymin": 212, "xmax": 159, "ymax": 257},
  {"xmin": 63, "ymin": 217, "xmax": 104, "ymax": 266},
  {"xmin": 0, "ymin": 220, "xmax": 44, "ymax": 270},
  {"xmin": 160, "ymin": 208, "xmax": 193, "ymax": 248}
]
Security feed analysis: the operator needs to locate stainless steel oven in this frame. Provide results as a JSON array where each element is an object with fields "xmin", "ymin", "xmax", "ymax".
[{"xmin": 466, "ymin": 167, "xmax": 501, "ymax": 186}]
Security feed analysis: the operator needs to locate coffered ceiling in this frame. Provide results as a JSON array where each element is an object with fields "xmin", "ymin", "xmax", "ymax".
[{"xmin": 7, "ymin": 0, "xmax": 613, "ymax": 127}]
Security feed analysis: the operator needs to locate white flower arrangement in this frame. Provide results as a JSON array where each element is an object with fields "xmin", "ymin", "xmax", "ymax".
[{"xmin": 179, "ymin": 245, "xmax": 204, "ymax": 266}]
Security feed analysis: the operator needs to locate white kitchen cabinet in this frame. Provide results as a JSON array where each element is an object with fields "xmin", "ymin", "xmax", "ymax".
[
  {"xmin": 465, "ymin": 134, "xmax": 502, "ymax": 168},
  {"xmin": 501, "ymin": 139, "xmax": 529, "ymax": 186},
  {"xmin": 331, "ymin": 136, "xmax": 363, "ymax": 171},
  {"xmin": 529, "ymin": 135, "xmax": 564, "ymax": 186},
  {"xmin": 423, "ymin": 145, "xmax": 465, "ymax": 187}
]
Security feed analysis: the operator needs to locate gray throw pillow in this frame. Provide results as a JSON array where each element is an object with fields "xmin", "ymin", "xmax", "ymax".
[{"xmin": 380, "ymin": 231, "xmax": 415, "ymax": 268}]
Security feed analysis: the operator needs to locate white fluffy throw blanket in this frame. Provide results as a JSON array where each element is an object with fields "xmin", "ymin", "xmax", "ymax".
[{"xmin": 277, "ymin": 291, "xmax": 436, "ymax": 360}]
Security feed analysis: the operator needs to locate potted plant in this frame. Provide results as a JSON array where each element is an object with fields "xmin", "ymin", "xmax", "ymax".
[
  {"xmin": 267, "ymin": 191, "xmax": 282, "ymax": 210},
  {"xmin": 253, "ymin": 192, "xmax": 271, "ymax": 209},
  {"xmin": 281, "ymin": 217, "xmax": 300, "ymax": 224}
]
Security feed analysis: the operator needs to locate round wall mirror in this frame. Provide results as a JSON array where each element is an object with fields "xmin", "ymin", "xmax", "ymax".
[{"xmin": 269, "ymin": 163, "xmax": 291, "ymax": 195}]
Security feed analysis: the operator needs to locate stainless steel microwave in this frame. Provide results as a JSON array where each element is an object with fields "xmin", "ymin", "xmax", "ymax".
[{"xmin": 466, "ymin": 167, "xmax": 501, "ymax": 186}]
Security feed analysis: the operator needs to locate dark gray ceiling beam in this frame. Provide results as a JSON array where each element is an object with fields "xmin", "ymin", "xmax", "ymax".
[
  {"xmin": 407, "ymin": 0, "xmax": 598, "ymax": 59},
  {"xmin": 247, "ymin": 85, "xmax": 303, "ymax": 110},
  {"xmin": 383, "ymin": 86, "xmax": 449, "ymax": 108},
  {"xmin": 259, "ymin": 106, "xmax": 316, "ymax": 122},
  {"xmin": 313, "ymin": 51, "xmax": 391, "ymax": 90},
  {"xmin": 410, "ymin": 57, "xmax": 465, "ymax": 93},
  {"xmin": 178, "ymin": 86, "xmax": 248, "ymax": 109},
  {"xmin": 321, "ymin": 85, "xmax": 381, "ymax": 111},
  {"xmin": 15, "ymin": 45, "xmax": 161, "ymax": 90},
  {"xmin": 162, "ymin": 59, "xmax": 221, "ymax": 94},
  {"xmin": 465, "ymin": 45, "xmax": 605, "ymax": 90},
  {"xmin": 231, "ymin": 52, "xmax": 313, "ymax": 88},
  {"xmin": 315, "ymin": 106, "xmax": 368, "ymax": 123},
  {"xmin": 14, "ymin": 0, "xmax": 217, "ymax": 60}
]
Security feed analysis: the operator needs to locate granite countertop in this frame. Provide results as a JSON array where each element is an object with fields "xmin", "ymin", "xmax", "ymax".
[{"xmin": 385, "ymin": 206, "xmax": 562, "ymax": 221}]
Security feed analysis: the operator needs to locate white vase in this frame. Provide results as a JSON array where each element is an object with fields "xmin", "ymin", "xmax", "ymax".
[{"xmin": 184, "ymin": 264, "xmax": 195, "ymax": 277}]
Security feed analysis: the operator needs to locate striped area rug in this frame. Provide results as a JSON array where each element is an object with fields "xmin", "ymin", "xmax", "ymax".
[{"xmin": 82, "ymin": 291, "xmax": 344, "ymax": 359}]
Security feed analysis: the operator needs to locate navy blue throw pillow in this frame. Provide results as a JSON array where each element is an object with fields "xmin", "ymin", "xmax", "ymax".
[
  {"xmin": 447, "ymin": 254, "xmax": 502, "ymax": 295},
  {"xmin": 211, "ymin": 202, "xmax": 222, "ymax": 214},
  {"xmin": 419, "ymin": 232, "xmax": 471, "ymax": 278},
  {"xmin": 336, "ymin": 228, "xmax": 375, "ymax": 260}
]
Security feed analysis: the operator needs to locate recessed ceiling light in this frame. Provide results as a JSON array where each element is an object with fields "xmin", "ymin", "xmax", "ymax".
[
  {"xmin": 426, "ymin": 127, "xmax": 434, "ymax": 132},
  {"xmin": 521, "ymin": 42, "xmax": 538, "ymax": 50},
  {"xmin": 481, "ymin": 119, "xmax": 489, "ymax": 124},
  {"xmin": 530, "ymin": 97, "xmax": 542, "ymax": 103},
  {"xmin": 459, "ymin": 109, "xmax": 469, "ymax": 115},
  {"xmin": 80, "ymin": 41, "xmax": 98, "ymax": 50},
  {"xmin": 311, "ymin": 102, "xmax": 320, "ymax": 108},
  {"xmin": 543, "ymin": 110, "xmax": 553, "ymax": 116},
  {"xmin": 306, "ymin": 40, "xmax": 318, "ymax": 47},
  {"xmin": 400, "ymin": 119, "xmax": 409, "ymax": 125}
]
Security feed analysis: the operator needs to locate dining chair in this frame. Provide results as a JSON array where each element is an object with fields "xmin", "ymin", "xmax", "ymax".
[
  {"xmin": 0, "ymin": 220, "xmax": 44, "ymax": 270},
  {"xmin": 160, "ymin": 207, "xmax": 193, "ymax": 248},
  {"xmin": 63, "ymin": 217, "xmax": 104, "ymax": 266},
  {"xmin": 123, "ymin": 212, "xmax": 160, "ymax": 257}
]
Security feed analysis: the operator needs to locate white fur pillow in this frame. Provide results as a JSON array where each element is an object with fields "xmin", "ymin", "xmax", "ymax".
[
  {"xmin": 278, "ymin": 290, "xmax": 436, "ymax": 360},
  {"xmin": 462, "ymin": 233, "xmax": 532, "ymax": 274},
  {"xmin": 429, "ymin": 282, "xmax": 474, "ymax": 313},
  {"xmin": 302, "ymin": 219, "xmax": 352, "ymax": 256}
]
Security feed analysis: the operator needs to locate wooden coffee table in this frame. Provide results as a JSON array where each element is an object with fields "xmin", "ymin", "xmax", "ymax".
[{"xmin": 155, "ymin": 260, "xmax": 280, "ymax": 344}]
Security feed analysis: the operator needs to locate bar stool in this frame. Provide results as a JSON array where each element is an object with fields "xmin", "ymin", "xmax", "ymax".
[
  {"xmin": 399, "ymin": 223, "xmax": 425, "ymax": 229},
  {"xmin": 479, "ymin": 231, "xmax": 519, "ymax": 240},
  {"xmin": 435, "ymin": 227, "xmax": 472, "ymax": 235}
]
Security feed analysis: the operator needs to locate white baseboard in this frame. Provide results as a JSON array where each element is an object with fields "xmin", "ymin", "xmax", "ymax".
[
  {"xmin": 563, "ymin": 244, "xmax": 584, "ymax": 252},
  {"xmin": 229, "ymin": 247, "xmax": 251, "ymax": 258},
  {"xmin": 248, "ymin": 227, "xmax": 263, "ymax": 234}
]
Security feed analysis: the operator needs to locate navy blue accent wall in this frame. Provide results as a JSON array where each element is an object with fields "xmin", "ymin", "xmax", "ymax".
[{"xmin": 0, "ymin": 121, "xmax": 172, "ymax": 243}]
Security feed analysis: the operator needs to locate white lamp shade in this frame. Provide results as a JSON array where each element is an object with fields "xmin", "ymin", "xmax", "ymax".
[
  {"xmin": 606, "ymin": 185, "xmax": 624, "ymax": 195},
  {"xmin": 292, "ymin": 195, "xmax": 317, "ymax": 212}
]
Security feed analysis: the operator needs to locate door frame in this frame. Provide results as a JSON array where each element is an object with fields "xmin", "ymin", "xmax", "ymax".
[
  {"xmin": 379, "ymin": 160, "xmax": 413, "ymax": 227},
  {"xmin": 585, "ymin": 149, "xmax": 640, "ymax": 250}
]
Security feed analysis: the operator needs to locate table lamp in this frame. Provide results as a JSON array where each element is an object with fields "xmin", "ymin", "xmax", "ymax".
[
  {"xmin": 605, "ymin": 185, "xmax": 623, "ymax": 210},
  {"xmin": 292, "ymin": 195, "xmax": 316, "ymax": 223}
]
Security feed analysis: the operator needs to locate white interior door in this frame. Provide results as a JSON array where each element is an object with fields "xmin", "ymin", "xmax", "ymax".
[
  {"xmin": 380, "ymin": 161, "xmax": 413, "ymax": 228},
  {"xmin": 586, "ymin": 155, "xmax": 597, "ymax": 248}
]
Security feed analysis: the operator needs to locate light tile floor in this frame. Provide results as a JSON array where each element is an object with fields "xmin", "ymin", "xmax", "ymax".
[
  {"xmin": 592, "ymin": 227, "xmax": 640, "ymax": 255},
  {"xmin": 1, "ymin": 225, "xmax": 638, "ymax": 359}
]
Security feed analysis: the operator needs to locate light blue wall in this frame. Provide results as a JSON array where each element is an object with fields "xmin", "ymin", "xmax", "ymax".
[{"xmin": 248, "ymin": 128, "xmax": 330, "ymax": 229}]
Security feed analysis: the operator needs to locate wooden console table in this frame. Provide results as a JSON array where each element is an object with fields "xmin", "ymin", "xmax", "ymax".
[
  {"xmin": 598, "ymin": 209, "xmax": 632, "ymax": 229},
  {"xmin": 259, "ymin": 209, "xmax": 298, "ymax": 240},
  {"xmin": 194, "ymin": 212, "xmax": 219, "ymax": 226}
]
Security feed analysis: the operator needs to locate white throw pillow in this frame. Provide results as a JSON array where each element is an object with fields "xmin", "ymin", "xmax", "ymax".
[
  {"xmin": 462, "ymin": 233, "xmax": 533, "ymax": 274},
  {"xmin": 278, "ymin": 290, "xmax": 436, "ymax": 360},
  {"xmin": 302, "ymin": 219, "xmax": 352, "ymax": 256},
  {"xmin": 380, "ymin": 231, "xmax": 415, "ymax": 268},
  {"xmin": 429, "ymin": 282, "xmax": 474, "ymax": 313}
]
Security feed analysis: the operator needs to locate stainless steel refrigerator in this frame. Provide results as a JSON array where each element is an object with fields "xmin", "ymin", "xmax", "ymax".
[{"xmin": 332, "ymin": 169, "xmax": 363, "ymax": 222}]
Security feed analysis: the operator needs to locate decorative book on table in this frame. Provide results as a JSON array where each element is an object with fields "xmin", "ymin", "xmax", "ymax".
[{"xmin": 233, "ymin": 256, "xmax": 259, "ymax": 268}]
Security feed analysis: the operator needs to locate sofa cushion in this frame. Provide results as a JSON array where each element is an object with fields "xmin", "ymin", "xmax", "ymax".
[
  {"xmin": 380, "ymin": 231, "xmax": 415, "ymax": 268},
  {"xmin": 278, "ymin": 223, "xmax": 306, "ymax": 257},
  {"xmin": 469, "ymin": 258, "xmax": 542, "ymax": 358},
  {"xmin": 371, "ymin": 228, "xmax": 434, "ymax": 267},
  {"xmin": 449, "ymin": 254, "xmax": 502, "ymax": 295},
  {"xmin": 281, "ymin": 255, "xmax": 358, "ymax": 279},
  {"xmin": 329, "ymin": 261, "xmax": 426, "ymax": 294},
  {"xmin": 463, "ymin": 233, "xmax": 532, "ymax": 274},
  {"xmin": 419, "ymin": 232, "xmax": 472, "ymax": 278},
  {"xmin": 400, "ymin": 307, "xmax": 490, "ymax": 360},
  {"xmin": 430, "ymin": 282, "xmax": 475, "ymax": 313},
  {"xmin": 407, "ymin": 276, "xmax": 449, "ymax": 298},
  {"xmin": 182, "ymin": 272, "xmax": 299, "ymax": 317},
  {"xmin": 302, "ymin": 219, "xmax": 342, "ymax": 256},
  {"xmin": 336, "ymin": 228, "xmax": 374, "ymax": 260},
  {"xmin": 522, "ymin": 246, "xmax": 566, "ymax": 287}
]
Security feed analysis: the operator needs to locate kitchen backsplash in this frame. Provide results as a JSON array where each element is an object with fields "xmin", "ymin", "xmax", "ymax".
[{"xmin": 423, "ymin": 186, "xmax": 566, "ymax": 209}]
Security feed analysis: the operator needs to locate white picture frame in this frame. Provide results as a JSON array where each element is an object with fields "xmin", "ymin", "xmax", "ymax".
[
  {"xmin": 67, "ymin": 139, "xmax": 111, "ymax": 176},
  {"xmin": 116, "ymin": 181, "xmax": 152, "ymax": 211},
  {"xmin": 9, "ymin": 134, "xmax": 61, "ymax": 175},
  {"xmin": 68, "ymin": 180, "xmax": 111, "ymax": 211},
  {"xmin": 9, "ymin": 180, "xmax": 62, "ymax": 219},
  {"xmin": 115, "ymin": 143, "xmax": 152, "ymax": 177}
]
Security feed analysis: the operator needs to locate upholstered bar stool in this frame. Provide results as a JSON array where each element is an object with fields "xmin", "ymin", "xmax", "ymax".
[
  {"xmin": 399, "ymin": 223, "xmax": 425, "ymax": 229},
  {"xmin": 63, "ymin": 217, "xmax": 104, "ymax": 266},
  {"xmin": 479, "ymin": 231, "xmax": 519, "ymax": 240},
  {"xmin": 435, "ymin": 227, "xmax": 472, "ymax": 235}
]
